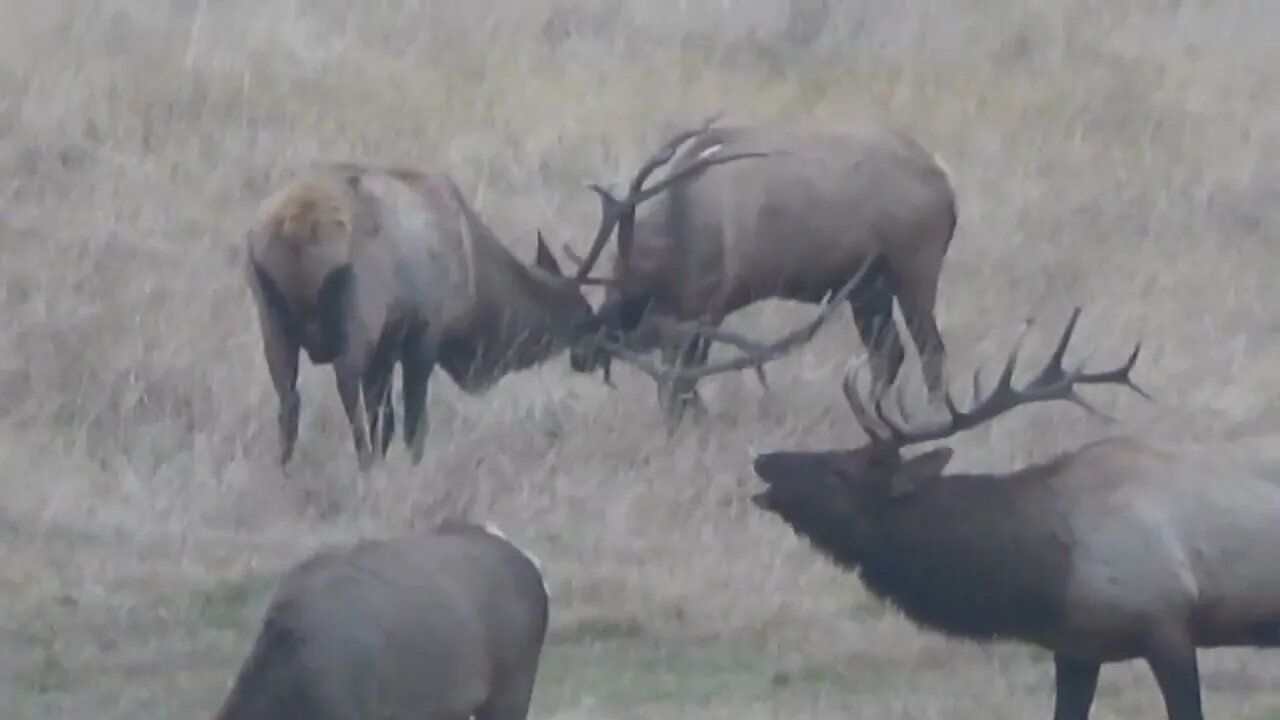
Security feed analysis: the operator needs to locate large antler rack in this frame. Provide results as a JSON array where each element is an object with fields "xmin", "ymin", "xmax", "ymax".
[
  {"xmin": 568, "ymin": 113, "xmax": 771, "ymax": 282},
  {"xmin": 843, "ymin": 307, "xmax": 1151, "ymax": 449}
]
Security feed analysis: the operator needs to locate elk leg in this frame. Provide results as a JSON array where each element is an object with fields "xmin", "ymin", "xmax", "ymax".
[
  {"xmin": 888, "ymin": 254, "xmax": 947, "ymax": 404},
  {"xmin": 1052, "ymin": 653, "xmax": 1100, "ymax": 720},
  {"xmin": 362, "ymin": 325, "xmax": 406, "ymax": 460},
  {"xmin": 334, "ymin": 348, "xmax": 375, "ymax": 471},
  {"xmin": 401, "ymin": 326, "xmax": 434, "ymax": 466},
  {"xmin": 1145, "ymin": 630, "xmax": 1204, "ymax": 720},
  {"xmin": 849, "ymin": 273, "xmax": 905, "ymax": 397}
]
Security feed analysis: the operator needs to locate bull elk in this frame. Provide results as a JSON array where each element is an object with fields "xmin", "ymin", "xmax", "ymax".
[
  {"xmin": 246, "ymin": 162, "xmax": 623, "ymax": 470},
  {"xmin": 750, "ymin": 309, "xmax": 1280, "ymax": 720},
  {"xmin": 566, "ymin": 117, "xmax": 959, "ymax": 426},
  {"xmin": 209, "ymin": 519, "xmax": 550, "ymax": 720}
]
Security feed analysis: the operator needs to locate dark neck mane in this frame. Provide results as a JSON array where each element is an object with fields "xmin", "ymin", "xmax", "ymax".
[{"xmin": 859, "ymin": 465, "xmax": 1074, "ymax": 643}]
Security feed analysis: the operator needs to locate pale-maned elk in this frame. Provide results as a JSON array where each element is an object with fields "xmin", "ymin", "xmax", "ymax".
[
  {"xmin": 246, "ymin": 163, "xmax": 621, "ymax": 470},
  {"xmin": 752, "ymin": 308, "xmax": 1280, "ymax": 720},
  {"xmin": 566, "ymin": 118, "xmax": 959, "ymax": 426},
  {"xmin": 210, "ymin": 519, "xmax": 549, "ymax": 720}
]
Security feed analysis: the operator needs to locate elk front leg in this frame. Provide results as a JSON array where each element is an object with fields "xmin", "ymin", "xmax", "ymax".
[
  {"xmin": 258, "ymin": 312, "xmax": 302, "ymax": 467},
  {"xmin": 335, "ymin": 347, "xmax": 375, "ymax": 471},
  {"xmin": 400, "ymin": 325, "xmax": 435, "ymax": 466}
]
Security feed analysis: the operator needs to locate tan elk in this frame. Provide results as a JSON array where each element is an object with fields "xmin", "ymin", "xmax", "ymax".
[
  {"xmin": 245, "ymin": 163, "xmax": 605, "ymax": 470},
  {"xmin": 566, "ymin": 117, "xmax": 959, "ymax": 426},
  {"xmin": 751, "ymin": 308, "xmax": 1280, "ymax": 720},
  {"xmin": 246, "ymin": 143, "xmax": 766, "ymax": 469},
  {"xmin": 209, "ymin": 518, "xmax": 550, "ymax": 720}
]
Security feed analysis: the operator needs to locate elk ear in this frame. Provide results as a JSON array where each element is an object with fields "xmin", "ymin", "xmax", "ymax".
[
  {"xmin": 534, "ymin": 230, "xmax": 563, "ymax": 276},
  {"xmin": 888, "ymin": 446, "xmax": 954, "ymax": 498}
]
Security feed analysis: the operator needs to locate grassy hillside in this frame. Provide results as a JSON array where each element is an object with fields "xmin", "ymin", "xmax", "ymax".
[{"xmin": 1, "ymin": 1, "xmax": 1278, "ymax": 717}]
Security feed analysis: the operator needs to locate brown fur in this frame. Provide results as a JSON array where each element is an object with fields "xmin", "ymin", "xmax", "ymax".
[
  {"xmin": 570, "ymin": 122, "xmax": 958, "ymax": 423},
  {"xmin": 246, "ymin": 162, "xmax": 594, "ymax": 469},
  {"xmin": 209, "ymin": 519, "xmax": 550, "ymax": 720},
  {"xmin": 752, "ymin": 430, "xmax": 1280, "ymax": 720}
]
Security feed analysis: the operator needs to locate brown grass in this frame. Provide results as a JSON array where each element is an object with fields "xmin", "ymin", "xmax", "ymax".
[{"xmin": 2, "ymin": 0, "xmax": 1280, "ymax": 718}]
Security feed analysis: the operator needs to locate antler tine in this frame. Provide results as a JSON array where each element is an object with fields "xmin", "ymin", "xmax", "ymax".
[
  {"xmin": 630, "ymin": 150, "xmax": 772, "ymax": 207},
  {"xmin": 573, "ymin": 115, "xmax": 770, "ymax": 281},
  {"xmin": 869, "ymin": 308, "xmax": 1148, "ymax": 449},
  {"xmin": 571, "ymin": 184, "xmax": 627, "ymax": 280},
  {"xmin": 1072, "ymin": 341, "xmax": 1152, "ymax": 400},
  {"xmin": 627, "ymin": 112, "xmax": 724, "ymax": 196}
]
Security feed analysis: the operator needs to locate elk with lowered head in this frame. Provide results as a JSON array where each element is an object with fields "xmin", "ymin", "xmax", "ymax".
[
  {"xmin": 209, "ymin": 518, "xmax": 550, "ymax": 720},
  {"xmin": 752, "ymin": 309, "xmax": 1280, "ymax": 720},
  {"xmin": 567, "ymin": 116, "xmax": 958, "ymax": 426},
  {"xmin": 246, "ymin": 136, "xmax": 766, "ymax": 469},
  {"xmin": 246, "ymin": 163, "xmax": 618, "ymax": 470}
]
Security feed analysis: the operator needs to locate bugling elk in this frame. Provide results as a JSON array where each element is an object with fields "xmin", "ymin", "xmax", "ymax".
[
  {"xmin": 752, "ymin": 308, "xmax": 1280, "ymax": 720},
  {"xmin": 245, "ymin": 130, "xmax": 775, "ymax": 469},
  {"xmin": 210, "ymin": 519, "xmax": 550, "ymax": 720},
  {"xmin": 565, "ymin": 115, "xmax": 959, "ymax": 427}
]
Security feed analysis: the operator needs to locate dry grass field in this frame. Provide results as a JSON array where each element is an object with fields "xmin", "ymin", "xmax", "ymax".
[{"xmin": 2, "ymin": 0, "xmax": 1279, "ymax": 718}]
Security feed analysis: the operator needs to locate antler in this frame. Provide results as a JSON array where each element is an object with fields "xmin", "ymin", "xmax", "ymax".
[
  {"xmin": 843, "ymin": 308, "xmax": 1151, "ymax": 449},
  {"xmin": 602, "ymin": 256, "xmax": 878, "ymax": 387},
  {"xmin": 569, "ymin": 113, "xmax": 770, "ymax": 281}
]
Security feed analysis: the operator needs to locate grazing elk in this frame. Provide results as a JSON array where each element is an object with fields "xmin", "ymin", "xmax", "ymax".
[
  {"xmin": 210, "ymin": 518, "xmax": 550, "ymax": 720},
  {"xmin": 245, "ymin": 163, "xmax": 613, "ymax": 470},
  {"xmin": 567, "ymin": 117, "xmax": 959, "ymax": 426},
  {"xmin": 751, "ymin": 309, "xmax": 1280, "ymax": 720}
]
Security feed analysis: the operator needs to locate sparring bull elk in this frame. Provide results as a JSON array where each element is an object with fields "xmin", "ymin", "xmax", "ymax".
[
  {"xmin": 752, "ymin": 309, "xmax": 1280, "ymax": 720},
  {"xmin": 246, "ymin": 137, "xmax": 773, "ymax": 468},
  {"xmin": 566, "ymin": 116, "xmax": 959, "ymax": 426},
  {"xmin": 210, "ymin": 519, "xmax": 550, "ymax": 720}
]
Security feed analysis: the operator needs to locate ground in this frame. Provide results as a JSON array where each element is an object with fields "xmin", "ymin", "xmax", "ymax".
[{"xmin": 1, "ymin": 0, "xmax": 1279, "ymax": 718}]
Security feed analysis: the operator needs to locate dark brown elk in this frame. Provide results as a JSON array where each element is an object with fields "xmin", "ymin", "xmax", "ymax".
[
  {"xmin": 566, "ymin": 118, "xmax": 959, "ymax": 426},
  {"xmin": 245, "ymin": 163, "xmax": 618, "ymax": 470},
  {"xmin": 210, "ymin": 518, "xmax": 550, "ymax": 720},
  {"xmin": 750, "ymin": 309, "xmax": 1280, "ymax": 720}
]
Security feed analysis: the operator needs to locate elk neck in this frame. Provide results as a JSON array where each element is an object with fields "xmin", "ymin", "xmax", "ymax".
[
  {"xmin": 851, "ymin": 463, "xmax": 1077, "ymax": 645},
  {"xmin": 437, "ymin": 248, "xmax": 586, "ymax": 392}
]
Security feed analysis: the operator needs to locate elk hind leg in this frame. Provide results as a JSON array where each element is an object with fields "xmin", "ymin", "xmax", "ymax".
[
  {"xmin": 887, "ymin": 256, "xmax": 948, "ymax": 405},
  {"xmin": 1144, "ymin": 627, "xmax": 1204, "ymax": 720},
  {"xmin": 848, "ymin": 267, "xmax": 905, "ymax": 399}
]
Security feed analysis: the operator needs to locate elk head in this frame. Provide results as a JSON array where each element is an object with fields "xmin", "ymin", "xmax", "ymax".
[
  {"xmin": 561, "ymin": 114, "xmax": 770, "ymax": 382},
  {"xmin": 752, "ymin": 308, "xmax": 1150, "ymax": 558}
]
